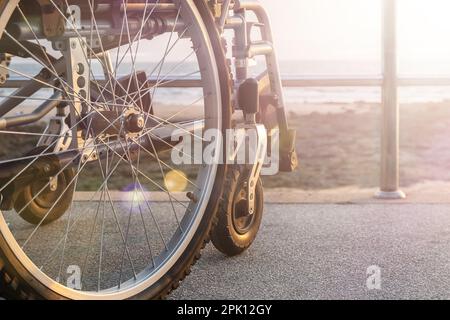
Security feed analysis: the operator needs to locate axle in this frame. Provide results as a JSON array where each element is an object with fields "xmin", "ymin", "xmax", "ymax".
[
  {"xmin": 0, "ymin": 119, "xmax": 203, "ymax": 210},
  {"xmin": 0, "ymin": 119, "xmax": 202, "ymax": 181}
]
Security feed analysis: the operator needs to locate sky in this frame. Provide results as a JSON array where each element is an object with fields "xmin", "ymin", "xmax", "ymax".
[
  {"xmin": 99, "ymin": 0, "xmax": 450, "ymax": 75},
  {"xmin": 258, "ymin": 0, "xmax": 450, "ymax": 65},
  {"xmin": 21, "ymin": 0, "xmax": 450, "ymax": 76}
]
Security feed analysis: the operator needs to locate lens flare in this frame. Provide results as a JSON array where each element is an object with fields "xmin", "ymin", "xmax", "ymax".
[
  {"xmin": 122, "ymin": 183, "xmax": 146, "ymax": 207},
  {"xmin": 164, "ymin": 170, "xmax": 188, "ymax": 192}
]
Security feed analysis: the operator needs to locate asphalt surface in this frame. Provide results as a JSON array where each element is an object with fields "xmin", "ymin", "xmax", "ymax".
[
  {"xmin": 171, "ymin": 203, "xmax": 450, "ymax": 300},
  {"xmin": 4, "ymin": 202, "xmax": 450, "ymax": 299}
]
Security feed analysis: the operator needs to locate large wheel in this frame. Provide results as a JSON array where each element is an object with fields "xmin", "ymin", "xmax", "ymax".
[{"xmin": 0, "ymin": 0, "xmax": 231, "ymax": 299}]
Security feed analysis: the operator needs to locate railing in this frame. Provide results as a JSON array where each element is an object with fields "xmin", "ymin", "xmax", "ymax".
[
  {"xmin": 4, "ymin": 75, "xmax": 450, "ymax": 89},
  {"xmin": 282, "ymin": 0, "xmax": 450, "ymax": 199},
  {"xmin": 6, "ymin": 70, "xmax": 450, "ymax": 200},
  {"xmin": 281, "ymin": 76, "xmax": 450, "ymax": 88},
  {"xmin": 2, "ymin": 0, "xmax": 447, "ymax": 199}
]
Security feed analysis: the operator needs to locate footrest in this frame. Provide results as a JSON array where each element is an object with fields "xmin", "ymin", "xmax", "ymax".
[{"xmin": 279, "ymin": 129, "xmax": 298, "ymax": 172}]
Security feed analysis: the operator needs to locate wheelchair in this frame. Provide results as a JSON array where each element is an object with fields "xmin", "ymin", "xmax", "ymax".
[{"xmin": 0, "ymin": 0, "xmax": 297, "ymax": 299}]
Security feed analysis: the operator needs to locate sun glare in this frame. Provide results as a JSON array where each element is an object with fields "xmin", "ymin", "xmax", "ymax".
[
  {"xmin": 258, "ymin": 0, "xmax": 450, "ymax": 74},
  {"xmin": 164, "ymin": 170, "xmax": 189, "ymax": 193}
]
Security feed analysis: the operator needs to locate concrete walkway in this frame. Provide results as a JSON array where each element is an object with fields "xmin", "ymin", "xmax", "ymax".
[
  {"xmin": 3, "ymin": 188, "xmax": 450, "ymax": 300},
  {"xmin": 172, "ymin": 202, "xmax": 450, "ymax": 300}
]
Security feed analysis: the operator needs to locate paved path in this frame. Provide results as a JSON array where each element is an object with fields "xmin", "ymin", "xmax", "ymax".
[
  {"xmin": 3, "ymin": 198, "xmax": 450, "ymax": 300},
  {"xmin": 171, "ymin": 203, "xmax": 450, "ymax": 300}
]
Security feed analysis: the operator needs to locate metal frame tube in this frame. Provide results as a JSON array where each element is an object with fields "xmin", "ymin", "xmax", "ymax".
[
  {"xmin": 6, "ymin": 76, "xmax": 450, "ymax": 89},
  {"xmin": 120, "ymin": 3, "xmax": 177, "ymax": 12},
  {"xmin": 0, "ymin": 73, "xmax": 47, "ymax": 117},
  {"xmin": 375, "ymin": 0, "xmax": 405, "ymax": 199},
  {"xmin": 234, "ymin": 1, "xmax": 289, "ymax": 133},
  {"xmin": 9, "ymin": 17, "xmax": 184, "ymax": 41},
  {"xmin": 247, "ymin": 41, "xmax": 273, "ymax": 58},
  {"xmin": 0, "ymin": 0, "xmax": 19, "ymax": 37},
  {"xmin": 218, "ymin": 0, "xmax": 232, "ymax": 32},
  {"xmin": 0, "ymin": 92, "xmax": 61, "ymax": 129},
  {"xmin": 232, "ymin": 9, "xmax": 249, "ymax": 82}
]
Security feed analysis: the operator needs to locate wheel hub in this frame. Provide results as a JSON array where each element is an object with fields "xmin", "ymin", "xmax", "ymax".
[
  {"xmin": 30, "ymin": 176, "xmax": 63, "ymax": 209},
  {"xmin": 122, "ymin": 108, "xmax": 146, "ymax": 136},
  {"xmin": 125, "ymin": 113, "xmax": 146, "ymax": 134},
  {"xmin": 232, "ymin": 187, "xmax": 257, "ymax": 235},
  {"xmin": 82, "ymin": 107, "xmax": 148, "ymax": 138},
  {"xmin": 81, "ymin": 70, "xmax": 153, "ymax": 138}
]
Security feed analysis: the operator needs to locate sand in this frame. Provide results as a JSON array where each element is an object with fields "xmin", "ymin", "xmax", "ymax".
[
  {"xmin": 3, "ymin": 101, "xmax": 450, "ymax": 191},
  {"xmin": 263, "ymin": 101, "xmax": 450, "ymax": 190}
]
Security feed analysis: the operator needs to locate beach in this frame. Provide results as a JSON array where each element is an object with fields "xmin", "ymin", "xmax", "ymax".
[
  {"xmin": 2, "ymin": 101, "xmax": 450, "ymax": 192},
  {"xmin": 263, "ymin": 101, "xmax": 450, "ymax": 190}
]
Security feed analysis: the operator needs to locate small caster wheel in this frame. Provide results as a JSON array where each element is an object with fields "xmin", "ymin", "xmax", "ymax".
[
  {"xmin": 211, "ymin": 168, "xmax": 264, "ymax": 256},
  {"xmin": 14, "ymin": 168, "xmax": 76, "ymax": 225}
]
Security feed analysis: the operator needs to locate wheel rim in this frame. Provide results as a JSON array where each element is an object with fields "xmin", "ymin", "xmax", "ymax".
[
  {"xmin": 232, "ymin": 187, "xmax": 257, "ymax": 235},
  {"xmin": 0, "ymin": 0, "xmax": 222, "ymax": 299}
]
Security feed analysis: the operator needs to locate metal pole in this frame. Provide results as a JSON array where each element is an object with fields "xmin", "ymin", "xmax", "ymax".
[{"xmin": 375, "ymin": 0, "xmax": 405, "ymax": 199}]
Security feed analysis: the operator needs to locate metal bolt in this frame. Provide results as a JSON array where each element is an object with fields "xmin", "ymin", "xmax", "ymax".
[
  {"xmin": 49, "ymin": 176, "xmax": 58, "ymax": 192},
  {"xmin": 137, "ymin": 117, "xmax": 145, "ymax": 129},
  {"xmin": 186, "ymin": 192, "xmax": 198, "ymax": 203},
  {"xmin": 126, "ymin": 114, "xmax": 145, "ymax": 133}
]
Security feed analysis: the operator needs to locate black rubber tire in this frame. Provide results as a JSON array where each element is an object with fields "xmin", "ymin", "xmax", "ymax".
[
  {"xmin": 211, "ymin": 168, "xmax": 264, "ymax": 257},
  {"xmin": 14, "ymin": 169, "xmax": 75, "ymax": 226},
  {"xmin": 0, "ymin": 0, "xmax": 232, "ymax": 300}
]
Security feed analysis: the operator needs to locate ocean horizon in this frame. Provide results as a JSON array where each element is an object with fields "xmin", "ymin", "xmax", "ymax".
[{"xmin": 2, "ymin": 59, "xmax": 450, "ymax": 109}]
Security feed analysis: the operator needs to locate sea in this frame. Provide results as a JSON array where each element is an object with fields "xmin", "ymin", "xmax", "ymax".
[{"xmin": 2, "ymin": 60, "xmax": 450, "ymax": 116}]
